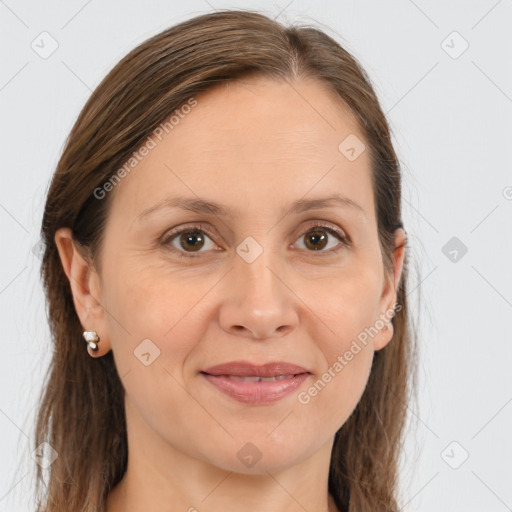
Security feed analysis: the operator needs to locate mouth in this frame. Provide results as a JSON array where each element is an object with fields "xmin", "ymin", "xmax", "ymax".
[
  {"xmin": 201, "ymin": 360, "xmax": 310, "ymax": 377},
  {"xmin": 205, "ymin": 374, "xmax": 300, "ymax": 382},
  {"xmin": 200, "ymin": 361, "xmax": 311, "ymax": 404}
]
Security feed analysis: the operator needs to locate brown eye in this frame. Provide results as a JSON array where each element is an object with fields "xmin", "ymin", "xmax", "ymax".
[
  {"xmin": 295, "ymin": 225, "xmax": 348, "ymax": 254},
  {"xmin": 304, "ymin": 229, "xmax": 329, "ymax": 251},
  {"xmin": 162, "ymin": 225, "xmax": 217, "ymax": 258},
  {"xmin": 177, "ymin": 229, "xmax": 206, "ymax": 252}
]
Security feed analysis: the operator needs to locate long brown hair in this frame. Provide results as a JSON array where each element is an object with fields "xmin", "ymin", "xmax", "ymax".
[{"xmin": 34, "ymin": 9, "xmax": 418, "ymax": 511}]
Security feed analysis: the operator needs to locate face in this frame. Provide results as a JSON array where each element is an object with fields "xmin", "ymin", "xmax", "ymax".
[{"xmin": 61, "ymin": 77, "xmax": 404, "ymax": 475}]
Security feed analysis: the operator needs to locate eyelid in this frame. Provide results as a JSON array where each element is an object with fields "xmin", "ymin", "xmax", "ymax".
[
  {"xmin": 296, "ymin": 220, "xmax": 350, "ymax": 244},
  {"xmin": 159, "ymin": 222, "xmax": 220, "ymax": 247}
]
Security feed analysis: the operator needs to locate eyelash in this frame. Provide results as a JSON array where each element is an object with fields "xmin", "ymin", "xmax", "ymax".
[{"xmin": 160, "ymin": 222, "xmax": 351, "ymax": 259}]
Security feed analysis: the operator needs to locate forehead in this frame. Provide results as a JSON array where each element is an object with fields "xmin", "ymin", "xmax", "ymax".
[
  {"xmin": 109, "ymin": 76, "xmax": 374, "ymax": 223},
  {"xmin": 176, "ymin": 76, "xmax": 364, "ymax": 157}
]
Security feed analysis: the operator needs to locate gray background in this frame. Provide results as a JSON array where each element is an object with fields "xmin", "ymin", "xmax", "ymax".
[{"xmin": 1, "ymin": 0, "xmax": 511, "ymax": 510}]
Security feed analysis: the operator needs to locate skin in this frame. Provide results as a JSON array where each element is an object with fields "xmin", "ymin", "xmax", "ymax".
[{"xmin": 55, "ymin": 76, "xmax": 406, "ymax": 512}]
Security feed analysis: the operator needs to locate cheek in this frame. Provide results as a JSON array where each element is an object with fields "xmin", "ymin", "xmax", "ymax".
[
  {"xmin": 307, "ymin": 340, "xmax": 374, "ymax": 427},
  {"xmin": 316, "ymin": 262, "xmax": 384, "ymax": 343},
  {"xmin": 301, "ymin": 268, "xmax": 382, "ymax": 424},
  {"xmin": 103, "ymin": 262, "xmax": 205, "ymax": 380},
  {"xmin": 294, "ymin": 305, "xmax": 376, "ymax": 438},
  {"xmin": 102, "ymin": 265, "xmax": 204, "ymax": 441},
  {"xmin": 105, "ymin": 256, "xmax": 205, "ymax": 337}
]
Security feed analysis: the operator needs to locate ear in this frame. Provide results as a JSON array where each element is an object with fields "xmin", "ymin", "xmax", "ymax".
[
  {"xmin": 373, "ymin": 228, "xmax": 407, "ymax": 351},
  {"xmin": 54, "ymin": 227, "xmax": 111, "ymax": 357}
]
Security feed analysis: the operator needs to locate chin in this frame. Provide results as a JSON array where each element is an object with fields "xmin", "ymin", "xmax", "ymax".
[{"xmin": 202, "ymin": 434, "xmax": 319, "ymax": 476}]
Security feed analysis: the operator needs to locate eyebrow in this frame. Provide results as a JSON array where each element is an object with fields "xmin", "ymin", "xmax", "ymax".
[{"xmin": 135, "ymin": 193, "xmax": 366, "ymax": 222}]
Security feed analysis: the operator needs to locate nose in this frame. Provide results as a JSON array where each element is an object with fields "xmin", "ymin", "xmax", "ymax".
[{"xmin": 218, "ymin": 248, "xmax": 299, "ymax": 340}]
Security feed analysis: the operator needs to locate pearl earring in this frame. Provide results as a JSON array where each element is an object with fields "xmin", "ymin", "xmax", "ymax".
[{"xmin": 82, "ymin": 330, "xmax": 100, "ymax": 353}]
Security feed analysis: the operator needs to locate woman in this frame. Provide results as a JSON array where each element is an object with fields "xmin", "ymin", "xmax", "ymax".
[{"xmin": 34, "ymin": 9, "xmax": 416, "ymax": 512}]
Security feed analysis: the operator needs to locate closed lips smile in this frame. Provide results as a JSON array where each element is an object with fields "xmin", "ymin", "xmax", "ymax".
[{"xmin": 200, "ymin": 361, "xmax": 311, "ymax": 405}]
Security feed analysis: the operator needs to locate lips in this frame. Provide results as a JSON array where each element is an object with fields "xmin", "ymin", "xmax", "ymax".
[{"xmin": 201, "ymin": 361, "xmax": 311, "ymax": 405}]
